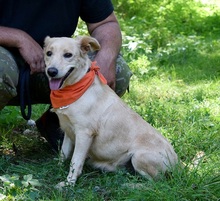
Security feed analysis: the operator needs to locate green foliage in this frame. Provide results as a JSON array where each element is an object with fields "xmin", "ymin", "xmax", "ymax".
[
  {"xmin": 0, "ymin": 174, "xmax": 41, "ymax": 200},
  {"xmin": 113, "ymin": 0, "xmax": 220, "ymax": 61}
]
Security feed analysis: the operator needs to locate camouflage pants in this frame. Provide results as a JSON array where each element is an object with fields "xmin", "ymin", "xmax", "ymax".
[{"xmin": 0, "ymin": 46, "xmax": 132, "ymax": 110}]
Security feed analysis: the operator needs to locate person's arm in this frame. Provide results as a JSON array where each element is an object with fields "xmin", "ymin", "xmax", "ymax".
[
  {"xmin": 86, "ymin": 12, "xmax": 122, "ymax": 90},
  {"xmin": 0, "ymin": 26, "xmax": 45, "ymax": 74}
]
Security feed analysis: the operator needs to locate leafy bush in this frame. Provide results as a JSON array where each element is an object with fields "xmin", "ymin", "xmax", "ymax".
[
  {"xmin": 0, "ymin": 174, "xmax": 41, "ymax": 200},
  {"xmin": 113, "ymin": 0, "xmax": 220, "ymax": 61}
]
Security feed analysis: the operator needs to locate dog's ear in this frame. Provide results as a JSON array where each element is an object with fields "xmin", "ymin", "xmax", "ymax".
[
  {"xmin": 44, "ymin": 36, "xmax": 51, "ymax": 48},
  {"xmin": 77, "ymin": 36, "xmax": 101, "ymax": 54}
]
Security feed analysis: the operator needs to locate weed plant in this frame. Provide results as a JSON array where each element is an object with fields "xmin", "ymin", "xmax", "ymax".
[{"xmin": 0, "ymin": 0, "xmax": 220, "ymax": 200}]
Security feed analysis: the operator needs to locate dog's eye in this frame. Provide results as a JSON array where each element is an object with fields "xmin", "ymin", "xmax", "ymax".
[
  {"xmin": 46, "ymin": 51, "xmax": 52, "ymax": 57},
  {"xmin": 64, "ymin": 53, "xmax": 73, "ymax": 58}
]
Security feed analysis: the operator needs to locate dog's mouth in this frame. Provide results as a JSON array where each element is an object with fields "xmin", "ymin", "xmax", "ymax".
[{"xmin": 49, "ymin": 67, "xmax": 75, "ymax": 90}]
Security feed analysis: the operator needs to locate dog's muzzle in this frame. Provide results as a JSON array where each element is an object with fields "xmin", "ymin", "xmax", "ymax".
[
  {"xmin": 47, "ymin": 67, "xmax": 58, "ymax": 78},
  {"xmin": 47, "ymin": 67, "xmax": 75, "ymax": 90}
]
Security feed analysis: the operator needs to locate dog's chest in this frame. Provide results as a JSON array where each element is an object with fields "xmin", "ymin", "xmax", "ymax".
[{"xmin": 55, "ymin": 111, "xmax": 76, "ymax": 137}]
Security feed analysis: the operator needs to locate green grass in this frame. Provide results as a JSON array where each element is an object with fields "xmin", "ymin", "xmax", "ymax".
[{"xmin": 0, "ymin": 0, "xmax": 220, "ymax": 200}]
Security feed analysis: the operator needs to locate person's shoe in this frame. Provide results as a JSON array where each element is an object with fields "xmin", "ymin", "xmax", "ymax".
[{"xmin": 36, "ymin": 108, "xmax": 64, "ymax": 152}]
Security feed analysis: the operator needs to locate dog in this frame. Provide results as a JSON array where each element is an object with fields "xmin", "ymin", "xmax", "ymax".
[{"xmin": 43, "ymin": 36, "xmax": 178, "ymax": 187}]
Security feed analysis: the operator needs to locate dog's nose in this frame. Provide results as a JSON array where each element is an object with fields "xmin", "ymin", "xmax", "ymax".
[{"xmin": 47, "ymin": 67, "xmax": 58, "ymax": 77}]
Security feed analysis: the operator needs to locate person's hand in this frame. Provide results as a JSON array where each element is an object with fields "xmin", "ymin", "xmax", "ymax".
[
  {"xmin": 95, "ymin": 54, "xmax": 116, "ymax": 90},
  {"xmin": 0, "ymin": 27, "xmax": 45, "ymax": 74},
  {"xmin": 101, "ymin": 66, "xmax": 116, "ymax": 90},
  {"xmin": 17, "ymin": 32, "xmax": 45, "ymax": 74}
]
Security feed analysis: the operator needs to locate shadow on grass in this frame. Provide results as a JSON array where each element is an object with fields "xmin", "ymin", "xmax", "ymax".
[{"xmin": 154, "ymin": 36, "xmax": 220, "ymax": 84}]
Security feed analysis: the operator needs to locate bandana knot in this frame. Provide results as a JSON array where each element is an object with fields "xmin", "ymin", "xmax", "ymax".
[{"xmin": 50, "ymin": 61, "xmax": 107, "ymax": 109}]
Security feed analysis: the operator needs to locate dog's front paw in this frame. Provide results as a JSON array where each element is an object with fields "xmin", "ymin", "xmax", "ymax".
[
  {"xmin": 58, "ymin": 160, "xmax": 64, "ymax": 166},
  {"xmin": 55, "ymin": 181, "xmax": 66, "ymax": 190},
  {"xmin": 55, "ymin": 180, "xmax": 75, "ymax": 190},
  {"xmin": 58, "ymin": 155, "xmax": 66, "ymax": 166}
]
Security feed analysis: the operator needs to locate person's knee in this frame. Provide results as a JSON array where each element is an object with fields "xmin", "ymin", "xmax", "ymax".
[
  {"xmin": 0, "ymin": 47, "xmax": 19, "ymax": 110},
  {"xmin": 115, "ymin": 54, "xmax": 132, "ymax": 97}
]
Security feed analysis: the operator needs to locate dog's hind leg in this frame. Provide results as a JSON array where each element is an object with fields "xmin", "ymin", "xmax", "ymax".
[{"xmin": 131, "ymin": 150, "xmax": 161, "ymax": 180}]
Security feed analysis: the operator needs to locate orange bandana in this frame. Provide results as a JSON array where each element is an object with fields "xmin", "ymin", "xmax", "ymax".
[{"xmin": 50, "ymin": 62, "xmax": 107, "ymax": 109}]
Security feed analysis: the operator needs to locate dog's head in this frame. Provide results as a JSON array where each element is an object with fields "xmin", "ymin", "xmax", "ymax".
[{"xmin": 44, "ymin": 36, "xmax": 100, "ymax": 90}]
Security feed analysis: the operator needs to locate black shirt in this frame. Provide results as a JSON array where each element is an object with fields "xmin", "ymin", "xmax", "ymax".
[{"xmin": 0, "ymin": 0, "xmax": 114, "ymax": 46}]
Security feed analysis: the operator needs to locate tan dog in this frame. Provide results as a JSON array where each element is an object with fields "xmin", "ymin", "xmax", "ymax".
[{"xmin": 44, "ymin": 36, "xmax": 178, "ymax": 187}]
